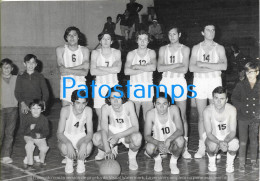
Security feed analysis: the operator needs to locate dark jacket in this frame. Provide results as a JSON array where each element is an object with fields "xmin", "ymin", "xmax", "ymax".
[
  {"xmin": 15, "ymin": 71, "xmax": 49, "ymax": 106},
  {"xmin": 231, "ymin": 78, "xmax": 260, "ymax": 122}
]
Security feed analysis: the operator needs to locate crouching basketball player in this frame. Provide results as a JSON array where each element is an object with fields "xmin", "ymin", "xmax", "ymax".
[
  {"xmin": 203, "ymin": 86, "xmax": 239, "ymax": 173},
  {"xmin": 144, "ymin": 92, "xmax": 185, "ymax": 174},
  {"xmin": 93, "ymin": 87, "xmax": 142, "ymax": 170},
  {"xmin": 57, "ymin": 90, "xmax": 93, "ymax": 174}
]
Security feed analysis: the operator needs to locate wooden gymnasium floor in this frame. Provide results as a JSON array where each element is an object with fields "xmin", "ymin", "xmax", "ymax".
[{"xmin": 1, "ymin": 100, "xmax": 259, "ymax": 181}]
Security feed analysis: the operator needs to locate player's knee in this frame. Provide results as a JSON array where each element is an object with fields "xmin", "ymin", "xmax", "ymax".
[
  {"xmin": 228, "ymin": 138, "xmax": 239, "ymax": 151},
  {"xmin": 25, "ymin": 142, "xmax": 35, "ymax": 151},
  {"xmin": 175, "ymin": 136, "xmax": 185, "ymax": 149},
  {"xmin": 93, "ymin": 132, "xmax": 102, "ymax": 147},
  {"xmin": 146, "ymin": 143, "xmax": 156, "ymax": 155},
  {"xmin": 206, "ymin": 141, "xmax": 218, "ymax": 153},
  {"xmin": 58, "ymin": 142, "xmax": 67, "ymax": 156},
  {"xmin": 39, "ymin": 146, "xmax": 49, "ymax": 153},
  {"xmin": 131, "ymin": 132, "xmax": 142, "ymax": 147}
]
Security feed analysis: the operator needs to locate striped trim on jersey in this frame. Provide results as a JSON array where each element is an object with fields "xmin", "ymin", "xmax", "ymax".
[
  {"xmin": 95, "ymin": 48, "xmax": 118, "ymax": 85},
  {"xmin": 130, "ymin": 49, "xmax": 153, "ymax": 84},
  {"xmin": 194, "ymin": 42, "xmax": 221, "ymax": 78},
  {"xmin": 162, "ymin": 44, "xmax": 185, "ymax": 78}
]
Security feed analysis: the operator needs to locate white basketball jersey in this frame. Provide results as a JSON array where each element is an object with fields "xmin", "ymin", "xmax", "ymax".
[
  {"xmin": 195, "ymin": 42, "xmax": 221, "ymax": 78},
  {"xmin": 108, "ymin": 104, "xmax": 132, "ymax": 134},
  {"xmin": 130, "ymin": 49, "xmax": 153, "ymax": 84},
  {"xmin": 95, "ymin": 48, "xmax": 118, "ymax": 85},
  {"xmin": 152, "ymin": 108, "xmax": 176, "ymax": 142},
  {"xmin": 61, "ymin": 44, "xmax": 86, "ymax": 83},
  {"xmin": 211, "ymin": 109, "xmax": 230, "ymax": 140},
  {"xmin": 162, "ymin": 44, "xmax": 184, "ymax": 78},
  {"xmin": 64, "ymin": 105, "xmax": 87, "ymax": 136}
]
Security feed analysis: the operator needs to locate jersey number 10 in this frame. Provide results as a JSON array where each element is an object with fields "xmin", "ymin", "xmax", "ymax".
[{"xmin": 161, "ymin": 127, "xmax": 170, "ymax": 134}]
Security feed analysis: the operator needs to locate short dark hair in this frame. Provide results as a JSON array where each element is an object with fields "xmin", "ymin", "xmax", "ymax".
[
  {"xmin": 107, "ymin": 16, "xmax": 112, "ymax": 20},
  {"xmin": 167, "ymin": 25, "xmax": 181, "ymax": 34},
  {"xmin": 98, "ymin": 32, "xmax": 115, "ymax": 42},
  {"xmin": 231, "ymin": 44, "xmax": 240, "ymax": 53},
  {"xmin": 105, "ymin": 86, "xmax": 128, "ymax": 105},
  {"xmin": 29, "ymin": 99, "xmax": 45, "ymax": 110},
  {"xmin": 152, "ymin": 92, "xmax": 172, "ymax": 105},
  {"xmin": 63, "ymin": 26, "xmax": 81, "ymax": 42},
  {"xmin": 71, "ymin": 89, "xmax": 88, "ymax": 103},
  {"xmin": 24, "ymin": 54, "xmax": 37, "ymax": 63},
  {"xmin": 212, "ymin": 86, "xmax": 227, "ymax": 97},
  {"xmin": 244, "ymin": 62, "xmax": 259, "ymax": 72},
  {"xmin": 200, "ymin": 21, "xmax": 216, "ymax": 32},
  {"xmin": 0, "ymin": 58, "xmax": 14, "ymax": 68},
  {"xmin": 135, "ymin": 30, "xmax": 152, "ymax": 43}
]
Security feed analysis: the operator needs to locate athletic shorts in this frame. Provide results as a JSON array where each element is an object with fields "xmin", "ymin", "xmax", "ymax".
[
  {"xmin": 129, "ymin": 83, "xmax": 154, "ymax": 102},
  {"xmin": 93, "ymin": 83, "xmax": 118, "ymax": 109},
  {"xmin": 60, "ymin": 76, "xmax": 86, "ymax": 102},
  {"xmin": 202, "ymin": 132, "xmax": 227, "ymax": 142},
  {"xmin": 64, "ymin": 132, "xmax": 86, "ymax": 150},
  {"xmin": 109, "ymin": 125, "xmax": 130, "ymax": 148},
  {"xmin": 193, "ymin": 76, "xmax": 222, "ymax": 99},
  {"xmin": 160, "ymin": 77, "xmax": 187, "ymax": 101}
]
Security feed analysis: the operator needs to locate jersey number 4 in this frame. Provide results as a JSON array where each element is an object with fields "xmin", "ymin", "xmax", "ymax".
[
  {"xmin": 74, "ymin": 122, "xmax": 79, "ymax": 128},
  {"xmin": 72, "ymin": 54, "xmax": 76, "ymax": 62},
  {"xmin": 161, "ymin": 127, "xmax": 170, "ymax": 134},
  {"xmin": 116, "ymin": 118, "xmax": 124, "ymax": 123},
  {"xmin": 218, "ymin": 124, "xmax": 226, "ymax": 130}
]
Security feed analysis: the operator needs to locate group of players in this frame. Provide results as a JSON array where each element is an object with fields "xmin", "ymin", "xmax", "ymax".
[{"xmin": 54, "ymin": 21, "xmax": 254, "ymax": 175}]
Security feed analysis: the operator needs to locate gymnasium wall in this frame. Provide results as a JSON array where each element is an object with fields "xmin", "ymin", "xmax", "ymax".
[{"xmin": 1, "ymin": 0, "xmax": 154, "ymax": 98}]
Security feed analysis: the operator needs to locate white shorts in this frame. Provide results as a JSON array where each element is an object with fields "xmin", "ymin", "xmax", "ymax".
[
  {"xmin": 109, "ymin": 126, "xmax": 129, "ymax": 148},
  {"xmin": 193, "ymin": 76, "xmax": 222, "ymax": 99},
  {"xmin": 129, "ymin": 83, "xmax": 154, "ymax": 102},
  {"xmin": 159, "ymin": 77, "xmax": 187, "ymax": 101},
  {"xmin": 64, "ymin": 132, "xmax": 86, "ymax": 150},
  {"xmin": 93, "ymin": 83, "xmax": 118, "ymax": 109},
  {"xmin": 60, "ymin": 76, "xmax": 86, "ymax": 102}
]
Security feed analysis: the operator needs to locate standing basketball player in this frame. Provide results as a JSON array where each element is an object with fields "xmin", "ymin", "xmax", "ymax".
[
  {"xmin": 56, "ymin": 26, "xmax": 90, "ymax": 107},
  {"xmin": 93, "ymin": 87, "xmax": 142, "ymax": 170},
  {"xmin": 203, "ymin": 86, "xmax": 239, "ymax": 173},
  {"xmin": 57, "ymin": 90, "xmax": 93, "ymax": 174},
  {"xmin": 157, "ymin": 26, "xmax": 191, "ymax": 159},
  {"xmin": 124, "ymin": 31, "xmax": 156, "ymax": 121},
  {"xmin": 189, "ymin": 22, "xmax": 227, "ymax": 158},
  {"xmin": 90, "ymin": 32, "xmax": 122, "ymax": 160},
  {"xmin": 145, "ymin": 92, "xmax": 185, "ymax": 174}
]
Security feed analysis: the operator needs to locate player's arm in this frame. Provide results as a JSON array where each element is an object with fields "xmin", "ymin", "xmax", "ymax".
[
  {"xmin": 203, "ymin": 108, "xmax": 220, "ymax": 144},
  {"xmin": 133, "ymin": 50, "xmax": 156, "ymax": 72},
  {"xmin": 197, "ymin": 45, "xmax": 227, "ymax": 71},
  {"xmin": 144, "ymin": 109, "xmax": 159, "ymax": 145},
  {"xmin": 189, "ymin": 45, "xmax": 213, "ymax": 73},
  {"xmin": 101, "ymin": 105, "xmax": 112, "ymax": 153},
  {"xmin": 69, "ymin": 47, "xmax": 90, "ymax": 73},
  {"xmin": 124, "ymin": 51, "xmax": 144, "ymax": 75},
  {"xmin": 56, "ymin": 107, "xmax": 73, "ymax": 145},
  {"xmin": 98, "ymin": 50, "xmax": 122, "ymax": 73},
  {"xmin": 90, "ymin": 50, "xmax": 110, "ymax": 76},
  {"xmin": 224, "ymin": 106, "xmax": 237, "ymax": 143},
  {"xmin": 157, "ymin": 46, "xmax": 184, "ymax": 73},
  {"xmin": 115, "ymin": 101, "xmax": 139, "ymax": 139},
  {"xmin": 166, "ymin": 106, "xmax": 184, "ymax": 141},
  {"xmin": 169, "ymin": 46, "xmax": 190, "ymax": 73}
]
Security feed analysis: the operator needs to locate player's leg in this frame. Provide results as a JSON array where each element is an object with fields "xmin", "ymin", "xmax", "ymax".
[
  {"xmin": 168, "ymin": 136, "xmax": 185, "ymax": 174},
  {"xmin": 146, "ymin": 142, "xmax": 162, "ymax": 172},
  {"xmin": 34, "ymin": 139, "xmax": 49, "ymax": 164},
  {"xmin": 76, "ymin": 137, "xmax": 93, "ymax": 173},
  {"xmin": 249, "ymin": 123, "xmax": 259, "ymax": 170},
  {"xmin": 226, "ymin": 138, "xmax": 239, "ymax": 173},
  {"xmin": 125, "ymin": 132, "xmax": 142, "ymax": 170},
  {"xmin": 24, "ymin": 136, "xmax": 36, "ymax": 166},
  {"xmin": 93, "ymin": 131, "xmax": 106, "ymax": 161},
  {"xmin": 205, "ymin": 137, "xmax": 219, "ymax": 172}
]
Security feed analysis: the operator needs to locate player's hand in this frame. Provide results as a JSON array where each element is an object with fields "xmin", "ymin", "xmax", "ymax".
[
  {"xmin": 219, "ymin": 141, "xmax": 228, "ymax": 152},
  {"xmin": 30, "ymin": 124, "xmax": 36, "ymax": 130},
  {"xmin": 35, "ymin": 133, "xmax": 41, "ymax": 139},
  {"xmin": 105, "ymin": 150, "xmax": 115, "ymax": 160},
  {"xmin": 21, "ymin": 102, "xmax": 29, "ymax": 114},
  {"xmin": 157, "ymin": 141, "xmax": 167, "ymax": 154},
  {"xmin": 66, "ymin": 143, "xmax": 76, "ymax": 160},
  {"xmin": 77, "ymin": 143, "xmax": 88, "ymax": 160},
  {"xmin": 107, "ymin": 134, "xmax": 120, "ymax": 146},
  {"xmin": 164, "ymin": 138, "xmax": 172, "ymax": 151}
]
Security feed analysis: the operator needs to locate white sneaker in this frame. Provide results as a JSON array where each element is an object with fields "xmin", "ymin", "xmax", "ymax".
[
  {"xmin": 170, "ymin": 156, "xmax": 179, "ymax": 174},
  {"xmin": 154, "ymin": 155, "xmax": 162, "ymax": 172},
  {"xmin": 65, "ymin": 158, "xmax": 74, "ymax": 174},
  {"xmin": 226, "ymin": 152, "xmax": 235, "ymax": 173},
  {"xmin": 95, "ymin": 149, "xmax": 105, "ymax": 161},
  {"xmin": 194, "ymin": 140, "xmax": 205, "ymax": 159},
  {"xmin": 61, "ymin": 158, "xmax": 67, "ymax": 164},
  {"xmin": 76, "ymin": 160, "xmax": 85, "ymax": 173},
  {"xmin": 182, "ymin": 150, "xmax": 192, "ymax": 159},
  {"xmin": 207, "ymin": 154, "xmax": 217, "ymax": 172},
  {"xmin": 34, "ymin": 156, "xmax": 41, "ymax": 162},
  {"xmin": 216, "ymin": 154, "xmax": 221, "ymax": 160},
  {"xmin": 2, "ymin": 157, "xmax": 13, "ymax": 164},
  {"xmin": 128, "ymin": 150, "xmax": 138, "ymax": 170},
  {"xmin": 226, "ymin": 163, "xmax": 234, "ymax": 173},
  {"xmin": 23, "ymin": 157, "xmax": 28, "ymax": 164}
]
